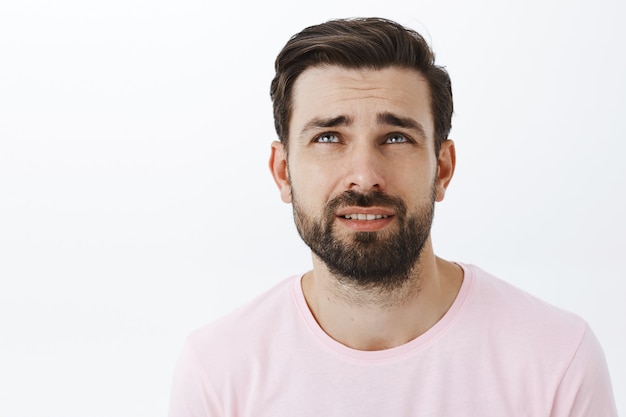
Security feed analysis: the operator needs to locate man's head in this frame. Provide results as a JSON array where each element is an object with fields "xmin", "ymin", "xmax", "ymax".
[
  {"xmin": 270, "ymin": 17, "xmax": 453, "ymax": 156},
  {"xmin": 269, "ymin": 19, "xmax": 456, "ymax": 290}
]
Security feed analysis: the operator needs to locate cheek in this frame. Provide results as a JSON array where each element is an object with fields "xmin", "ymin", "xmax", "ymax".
[
  {"xmin": 290, "ymin": 175, "xmax": 335, "ymax": 217},
  {"xmin": 392, "ymin": 169, "xmax": 438, "ymax": 204}
]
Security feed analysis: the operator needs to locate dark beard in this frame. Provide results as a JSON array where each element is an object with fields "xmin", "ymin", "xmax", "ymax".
[{"xmin": 292, "ymin": 185, "xmax": 436, "ymax": 291}]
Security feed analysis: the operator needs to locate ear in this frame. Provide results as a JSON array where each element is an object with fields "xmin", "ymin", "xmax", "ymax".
[
  {"xmin": 435, "ymin": 139, "xmax": 456, "ymax": 202},
  {"xmin": 269, "ymin": 141, "xmax": 292, "ymax": 203}
]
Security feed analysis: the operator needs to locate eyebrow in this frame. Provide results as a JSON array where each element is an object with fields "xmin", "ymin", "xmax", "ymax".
[
  {"xmin": 300, "ymin": 115, "xmax": 353, "ymax": 135},
  {"xmin": 377, "ymin": 112, "xmax": 427, "ymax": 139},
  {"xmin": 298, "ymin": 112, "xmax": 427, "ymax": 140}
]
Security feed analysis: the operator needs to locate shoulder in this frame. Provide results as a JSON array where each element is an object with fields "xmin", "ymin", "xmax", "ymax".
[
  {"xmin": 456, "ymin": 264, "xmax": 618, "ymax": 413},
  {"xmin": 171, "ymin": 275, "xmax": 303, "ymax": 397},
  {"xmin": 462, "ymin": 263, "xmax": 587, "ymax": 335},
  {"xmin": 187, "ymin": 274, "xmax": 301, "ymax": 352},
  {"xmin": 459, "ymin": 263, "xmax": 591, "ymax": 368},
  {"xmin": 169, "ymin": 275, "xmax": 304, "ymax": 415}
]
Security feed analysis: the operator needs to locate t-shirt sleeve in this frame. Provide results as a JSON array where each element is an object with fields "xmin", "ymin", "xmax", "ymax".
[
  {"xmin": 168, "ymin": 337, "xmax": 221, "ymax": 417},
  {"xmin": 550, "ymin": 324, "xmax": 618, "ymax": 417}
]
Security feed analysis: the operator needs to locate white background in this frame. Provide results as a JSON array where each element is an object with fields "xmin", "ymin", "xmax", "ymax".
[{"xmin": 1, "ymin": 0, "xmax": 624, "ymax": 415}]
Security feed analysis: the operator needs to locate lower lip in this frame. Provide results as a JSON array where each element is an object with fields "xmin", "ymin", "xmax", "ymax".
[{"xmin": 336, "ymin": 216, "xmax": 394, "ymax": 232}]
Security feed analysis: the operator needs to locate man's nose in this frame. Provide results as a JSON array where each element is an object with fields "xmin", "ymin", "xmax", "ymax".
[{"xmin": 343, "ymin": 144, "xmax": 386, "ymax": 193}]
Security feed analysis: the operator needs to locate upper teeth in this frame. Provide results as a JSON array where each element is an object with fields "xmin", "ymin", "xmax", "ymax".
[{"xmin": 343, "ymin": 214, "xmax": 389, "ymax": 220}]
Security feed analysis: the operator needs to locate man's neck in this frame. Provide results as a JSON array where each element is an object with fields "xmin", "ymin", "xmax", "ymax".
[{"xmin": 301, "ymin": 244, "xmax": 463, "ymax": 351}]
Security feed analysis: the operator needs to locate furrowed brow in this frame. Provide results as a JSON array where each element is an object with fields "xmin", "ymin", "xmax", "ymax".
[
  {"xmin": 377, "ymin": 112, "xmax": 427, "ymax": 139},
  {"xmin": 299, "ymin": 115, "xmax": 353, "ymax": 138}
]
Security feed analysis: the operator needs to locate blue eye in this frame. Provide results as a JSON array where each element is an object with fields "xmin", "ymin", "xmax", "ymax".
[
  {"xmin": 386, "ymin": 134, "xmax": 408, "ymax": 144},
  {"xmin": 315, "ymin": 133, "xmax": 340, "ymax": 143}
]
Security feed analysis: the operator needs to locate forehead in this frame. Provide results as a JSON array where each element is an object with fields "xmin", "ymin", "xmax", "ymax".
[{"xmin": 289, "ymin": 65, "xmax": 434, "ymax": 139}]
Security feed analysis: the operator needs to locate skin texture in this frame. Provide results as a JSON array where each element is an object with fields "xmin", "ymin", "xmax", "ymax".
[{"xmin": 269, "ymin": 65, "xmax": 463, "ymax": 351}]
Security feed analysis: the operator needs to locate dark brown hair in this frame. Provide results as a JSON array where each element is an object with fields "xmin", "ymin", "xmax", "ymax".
[{"xmin": 270, "ymin": 17, "xmax": 453, "ymax": 155}]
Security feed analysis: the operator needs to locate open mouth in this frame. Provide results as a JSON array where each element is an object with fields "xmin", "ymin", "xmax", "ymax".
[{"xmin": 340, "ymin": 214, "xmax": 390, "ymax": 220}]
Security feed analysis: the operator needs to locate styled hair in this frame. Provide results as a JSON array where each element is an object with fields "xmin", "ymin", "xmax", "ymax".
[{"xmin": 270, "ymin": 17, "xmax": 453, "ymax": 155}]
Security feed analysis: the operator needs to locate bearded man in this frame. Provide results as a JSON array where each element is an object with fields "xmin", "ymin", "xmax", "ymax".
[{"xmin": 169, "ymin": 17, "xmax": 617, "ymax": 416}]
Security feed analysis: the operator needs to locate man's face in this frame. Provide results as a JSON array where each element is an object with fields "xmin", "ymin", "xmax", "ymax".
[{"xmin": 270, "ymin": 65, "xmax": 454, "ymax": 288}]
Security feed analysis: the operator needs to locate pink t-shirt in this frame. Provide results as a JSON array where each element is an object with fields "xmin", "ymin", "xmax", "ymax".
[{"xmin": 169, "ymin": 264, "xmax": 617, "ymax": 416}]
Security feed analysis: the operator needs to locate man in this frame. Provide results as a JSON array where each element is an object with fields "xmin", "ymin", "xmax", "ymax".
[{"xmin": 169, "ymin": 17, "xmax": 617, "ymax": 416}]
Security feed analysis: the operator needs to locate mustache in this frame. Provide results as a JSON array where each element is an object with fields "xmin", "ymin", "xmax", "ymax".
[{"xmin": 326, "ymin": 190, "xmax": 407, "ymax": 217}]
